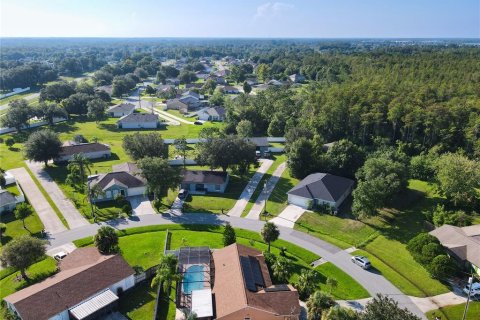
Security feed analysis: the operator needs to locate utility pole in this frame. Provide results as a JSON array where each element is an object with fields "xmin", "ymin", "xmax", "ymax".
[
  {"xmin": 262, "ymin": 181, "xmax": 268, "ymax": 220},
  {"xmin": 462, "ymin": 274, "xmax": 475, "ymax": 320}
]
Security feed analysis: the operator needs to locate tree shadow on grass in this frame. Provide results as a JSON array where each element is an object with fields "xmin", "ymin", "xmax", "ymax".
[{"xmin": 363, "ymin": 188, "xmax": 446, "ymax": 244}]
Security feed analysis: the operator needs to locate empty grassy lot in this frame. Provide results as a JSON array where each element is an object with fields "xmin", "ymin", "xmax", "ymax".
[{"xmin": 294, "ymin": 179, "xmax": 451, "ymax": 297}]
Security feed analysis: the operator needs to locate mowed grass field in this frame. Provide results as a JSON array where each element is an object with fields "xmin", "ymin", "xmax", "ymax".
[{"xmin": 294, "ymin": 179, "xmax": 451, "ymax": 297}]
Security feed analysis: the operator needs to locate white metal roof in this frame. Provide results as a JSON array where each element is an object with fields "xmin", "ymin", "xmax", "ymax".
[
  {"xmin": 191, "ymin": 288, "xmax": 213, "ymax": 318},
  {"xmin": 69, "ymin": 289, "xmax": 118, "ymax": 319}
]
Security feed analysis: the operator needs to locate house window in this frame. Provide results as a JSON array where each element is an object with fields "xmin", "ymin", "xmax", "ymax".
[
  {"xmin": 106, "ymin": 191, "xmax": 112, "ymax": 198},
  {"xmin": 215, "ymin": 184, "xmax": 221, "ymax": 191}
]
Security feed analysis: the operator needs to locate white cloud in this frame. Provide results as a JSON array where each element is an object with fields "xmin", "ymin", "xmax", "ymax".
[{"xmin": 254, "ymin": 2, "xmax": 294, "ymax": 20}]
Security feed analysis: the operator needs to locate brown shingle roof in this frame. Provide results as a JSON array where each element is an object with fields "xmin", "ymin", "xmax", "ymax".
[
  {"xmin": 59, "ymin": 143, "xmax": 110, "ymax": 157},
  {"xmin": 4, "ymin": 248, "xmax": 134, "ymax": 320},
  {"xmin": 212, "ymin": 243, "xmax": 300, "ymax": 319}
]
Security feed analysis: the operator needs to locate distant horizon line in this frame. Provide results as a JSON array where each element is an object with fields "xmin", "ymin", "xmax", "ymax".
[{"xmin": 1, "ymin": 36, "xmax": 479, "ymax": 40}]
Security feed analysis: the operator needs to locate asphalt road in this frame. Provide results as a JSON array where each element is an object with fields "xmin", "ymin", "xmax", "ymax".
[{"xmin": 46, "ymin": 212, "xmax": 426, "ymax": 319}]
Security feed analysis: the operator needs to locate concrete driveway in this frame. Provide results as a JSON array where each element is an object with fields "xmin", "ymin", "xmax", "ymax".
[
  {"xmin": 9, "ymin": 167, "xmax": 67, "ymax": 234},
  {"xmin": 128, "ymin": 195, "xmax": 156, "ymax": 215},
  {"xmin": 26, "ymin": 161, "xmax": 89, "ymax": 229},
  {"xmin": 269, "ymin": 204, "xmax": 305, "ymax": 228},
  {"xmin": 228, "ymin": 159, "xmax": 274, "ymax": 217},
  {"xmin": 246, "ymin": 162, "xmax": 286, "ymax": 220}
]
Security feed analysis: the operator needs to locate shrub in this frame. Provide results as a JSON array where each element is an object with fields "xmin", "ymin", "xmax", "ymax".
[
  {"xmin": 5, "ymin": 138, "xmax": 15, "ymax": 148},
  {"xmin": 407, "ymin": 233, "xmax": 439, "ymax": 257},
  {"xmin": 432, "ymin": 205, "xmax": 473, "ymax": 227},
  {"xmin": 0, "ymin": 222, "xmax": 6, "ymax": 235},
  {"xmin": 420, "ymin": 242, "xmax": 444, "ymax": 265},
  {"xmin": 428, "ymin": 255, "xmax": 453, "ymax": 279},
  {"xmin": 410, "ymin": 154, "xmax": 435, "ymax": 180},
  {"xmin": 122, "ymin": 204, "xmax": 132, "ymax": 215}
]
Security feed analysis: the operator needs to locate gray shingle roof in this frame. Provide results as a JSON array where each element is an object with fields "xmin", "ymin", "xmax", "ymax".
[
  {"xmin": 59, "ymin": 143, "xmax": 110, "ymax": 157},
  {"xmin": 206, "ymin": 106, "xmax": 225, "ymax": 118},
  {"xmin": 182, "ymin": 170, "xmax": 228, "ymax": 184},
  {"xmin": 90, "ymin": 171, "xmax": 145, "ymax": 190},
  {"xmin": 107, "ymin": 103, "xmax": 135, "ymax": 113},
  {"xmin": 287, "ymin": 173, "xmax": 354, "ymax": 202},
  {"xmin": 0, "ymin": 189, "xmax": 16, "ymax": 206},
  {"xmin": 117, "ymin": 113, "xmax": 159, "ymax": 123}
]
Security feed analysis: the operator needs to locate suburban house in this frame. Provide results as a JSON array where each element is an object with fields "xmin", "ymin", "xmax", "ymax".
[
  {"xmin": 289, "ymin": 73, "xmax": 306, "ymax": 83},
  {"xmin": 117, "ymin": 113, "xmax": 160, "ymax": 129},
  {"xmin": 171, "ymin": 244, "xmax": 300, "ymax": 320},
  {"xmin": 88, "ymin": 163, "xmax": 146, "ymax": 202},
  {"xmin": 166, "ymin": 99, "xmax": 189, "ymax": 114},
  {"xmin": 182, "ymin": 90, "xmax": 203, "ymax": 100},
  {"xmin": 267, "ymin": 79, "xmax": 284, "ymax": 86},
  {"xmin": 430, "ymin": 224, "xmax": 480, "ymax": 276},
  {"xmin": 287, "ymin": 173, "xmax": 354, "ymax": 210},
  {"xmin": 4, "ymin": 247, "xmax": 135, "ymax": 320},
  {"xmin": 181, "ymin": 170, "xmax": 229, "ymax": 194},
  {"xmin": 212, "ymin": 243, "xmax": 301, "ymax": 320},
  {"xmin": 245, "ymin": 137, "xmax": 270, "ymax": 156},
  {"xmin": 197, "ymin": 106, "xmax": 226, "ymax": 122},
  {"xmin": 95, "ymin": 85, "xmax": 113, "ymax": 96},
  {"xmin": 107, "ymin": 103, "xmax": 135, "ymax": 117},
  {"xmin": 222, "ymin": 85, "xmax": 240, "ymax": 94},
  {"xmin": 245, "ymin": 77, "xmax": 259, "ymax": 86},
  {"xmin": 0, "ymin": 189, "xmax": 23, "ymax": 214},
  {"xmin": 166, "ymin": 78, "xmax": 180, "ymax": 85},
  {"xmin": 55, "ymin": 142, "xmax": 111, "ymax": 162}
]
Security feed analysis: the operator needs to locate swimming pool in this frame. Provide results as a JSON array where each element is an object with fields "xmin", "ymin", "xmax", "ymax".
[{"xmin": 183, "ymin": 265, "xmax": 204, "ymax": 294}]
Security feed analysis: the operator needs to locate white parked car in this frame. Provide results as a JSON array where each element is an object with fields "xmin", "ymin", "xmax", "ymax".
[
  {"xmin": 54, "ymin": 251, "xmax": 67, "ymax": 261},
  {"xmin": 463, "ymin": 282, "xmax": 480, "ymax": 298},
  {"xmin": 351, "ymin": 255, "xmax": 371, "ymax": 269}
]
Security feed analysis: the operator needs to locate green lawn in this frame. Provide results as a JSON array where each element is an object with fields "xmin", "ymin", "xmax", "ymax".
[
  {"xmin": 4, "ymin": 183, "xmax": 21, "ymax": 196},
  {"xmin": 0, "ymin": 210, "xmax": 45, "ymax": 246},
  {"xmin": 164, "ymin": 166, "xmax": 258, "ymax": 214},
  {"xmin": 0, "ymin": 89, "xmax": 36, "ymax": 105},
  {"xmin": 74, "ymin": 224, "xmax": 367, "ymax": 304},
  {"xmin": 294, "ymin": 179, "xmax": 451, "ymax": 297},
  {"xmin": 265, "ymin": 167, "xmax": 299, "ymax": 216},
  {"xmin": 241, "ymin": 154, "xmax": 286, "ymax": 217},
  {"xmin": 118, "ymin": 281, "xmax": 159, "ymax": 320},
  {"xmin": 155, "ymin": 283, "xmax": 177, "ymax": 320},
  {"xmin": 426, "ymin": 302, "xmax": 480, "ymax": 320},
  {"xmin": 315, "ymin": 262, "xmax": 370, "ymax": 300},
  {"xmin": 0, "ymin": 257, "xmax": 57, "ymax": 300},
  {"xmin": 165, "ymin": 109, "xmax": 196, "ymax": 120}
]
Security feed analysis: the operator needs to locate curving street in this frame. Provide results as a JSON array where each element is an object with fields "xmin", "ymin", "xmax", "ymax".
[{"xmin": 46, "ymin": 212, "xmax": 427, "ymax": 319}]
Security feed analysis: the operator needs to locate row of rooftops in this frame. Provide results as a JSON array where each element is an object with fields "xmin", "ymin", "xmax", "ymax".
[{"xmin": 4, "ymin": 244, "xmax": 300, "ymax": 320}]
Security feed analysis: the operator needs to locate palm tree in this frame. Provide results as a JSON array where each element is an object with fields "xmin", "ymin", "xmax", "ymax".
[
  {"xmin": 261, "ymin": 222, "xmax": 280, "ymax": 252},
  {"xmin": 306, "ymin": 291, "xmax": 335, "ymax": 320},
  {"xmin": 151, "ymin": 254, "xmax": 182, "ymax": 292},
  {"xmin": 68, "ymin": 153, "xmax": 91, "ymax": 184},
  {"xmin": 93, "ymin": 226, "xmax": 119, "ymax": 254},
  {"xmin": 272, "ymin": 256, "xmax": 292, "ymax": 283},
  {"xmin": 296, "ymin": 269, "xmax": 318, "ymax": 300},
  {"xmin": 87, "ymin": 183, "xmax": 104, "ymax": 221}
]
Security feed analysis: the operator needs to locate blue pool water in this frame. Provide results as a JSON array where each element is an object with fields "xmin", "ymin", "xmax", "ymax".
[{"xmin": 182, "ymin": 265, "xmax": 204, "ymax": 294}]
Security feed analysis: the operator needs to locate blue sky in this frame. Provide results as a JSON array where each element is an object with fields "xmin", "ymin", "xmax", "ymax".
[{"xmin": 1, "ymin": 0, "xmax": 478, "ymax": 38}]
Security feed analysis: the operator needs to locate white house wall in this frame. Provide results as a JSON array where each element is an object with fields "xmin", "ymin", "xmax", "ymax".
[
  {"xmin": 48, "ymin": 310, "xmax": 70, "ymax": 320},
  {"xmin": 128, "ymin": 186, "xmax": 146, "ymax": 197},
  {"xmin": 287, "ymin": 194, "xmax": 310, "ymax": 208},
  {"xmin": 109, "ymin": 275, "xmax": 135, "ymax": 294},
  {"xmin": 57, "ymin": 150, "xmax": 111, "ymax": 162},
  {"xmin": 120, "ymin": 122, "xmax": 157, "ymax": 129}
]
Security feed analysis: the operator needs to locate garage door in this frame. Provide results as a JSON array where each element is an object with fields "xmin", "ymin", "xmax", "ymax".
[{"xmin": 288, "ymin": 195, "xmax": 309, "ymax": 209}]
